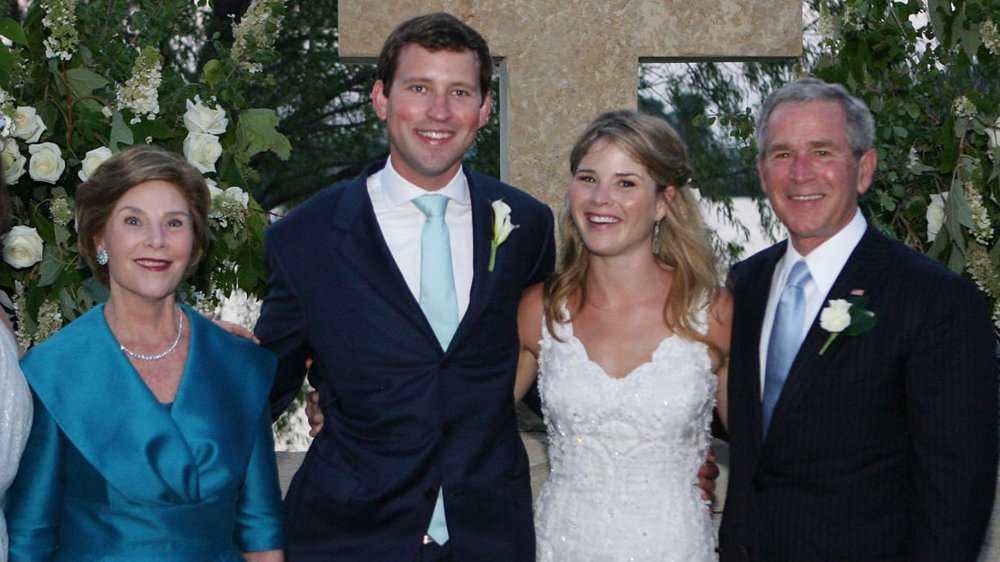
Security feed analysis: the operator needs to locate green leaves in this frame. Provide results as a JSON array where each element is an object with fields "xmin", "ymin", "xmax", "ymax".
[
  {"xmin": 1, "ymin": 0, "xmax": 291, "ymax": 350},
  {"xmin": 0, "ymin": 18, "xmax": 27, "ymax": 84},
  {"xmin": 0, "ymin": 18, "xmax": 28, "ymax": 46},
  {"xmin": 109, "ymin": 112, "xmax": 134, "ymax": 152},
  {"xmin": 66, "ymin": 68, "xmax": 108, "ymax": 98},
  {"xmin": 235, "ymin": 108, "xmax": 291, "ymax": 160}
]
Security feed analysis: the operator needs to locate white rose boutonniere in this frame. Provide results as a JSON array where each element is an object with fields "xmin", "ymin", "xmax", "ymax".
[
  {"xmin": 184, "ymin": 96, "xmax": 229, "ymax": 135},
  {"xmin": 818, "ymin": 294, "xmax": 877, "ymax": 355},
  {"xmin": 3, "ymin": 225, "xmax": 44, "ymax": 269},
  {"xmin": 489, "ymin": 199, "xmax": 518, "ymax": 272},
  {"xmin": 12, "ymin": 106, "xmax": 47, "ymax": 142},
  {"xmin": 183, "ymin": 132, "xmax": 223, "ymax": 173},
  {"xmin": 27, "ymin": 142, "xmax": 66, "ymax": 184},
  {"xmin": 78, "ymin": 146, "xmax": 113, "ymax": 181}
]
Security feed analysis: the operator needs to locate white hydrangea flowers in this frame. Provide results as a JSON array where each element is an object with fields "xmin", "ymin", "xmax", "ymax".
[{"xmin": 208, "ymin": 183, "xmax": 251, "ymax": 229}]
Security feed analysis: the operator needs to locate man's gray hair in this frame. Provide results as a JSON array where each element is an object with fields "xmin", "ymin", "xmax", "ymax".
[{"xmin": 756, "ymin": 77, "xmax": 875, "ymax": 162}]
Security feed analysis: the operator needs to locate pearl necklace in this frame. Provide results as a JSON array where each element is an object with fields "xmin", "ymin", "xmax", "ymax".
[{"xmin": 120, "ymin": 311, "xmax": 184, "ymax": 361}]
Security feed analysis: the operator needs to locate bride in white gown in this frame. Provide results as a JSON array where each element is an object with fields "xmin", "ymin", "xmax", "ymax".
[
  {"xmin": 0, "ymin": 171, "xmax": 34, "ymax": 562},
  {"xmin": 516, "ymin": 110, "xmax": 731, "ymax": 562}
]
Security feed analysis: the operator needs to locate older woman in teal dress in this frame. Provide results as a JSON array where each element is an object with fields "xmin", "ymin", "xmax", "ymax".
[{"xmin": 5, "ymin": 146, "xmax": 285, "ymax": 561}]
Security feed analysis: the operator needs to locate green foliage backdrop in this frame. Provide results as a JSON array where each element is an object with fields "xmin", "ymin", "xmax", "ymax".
[
  {"xmin": 645, "ymin": 0, "xmax": 1000, "ymax": 330},
  {"xmin": 0, "ymin": 0, "xmax": 291, "ymax": 349}
]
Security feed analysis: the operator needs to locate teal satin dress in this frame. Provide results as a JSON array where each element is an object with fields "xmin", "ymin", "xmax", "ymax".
[{"xmin": 5, "ymin": 304, "xmax": 285, "ymax": 561}]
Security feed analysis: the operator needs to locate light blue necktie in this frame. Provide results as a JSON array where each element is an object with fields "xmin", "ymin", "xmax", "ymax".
[
  {"xmin": 414, "ymin": 194, "xmax": 459, "ymax": 351},
  {"xmin": 413, "ymin": 194, "xmax": 457, "ymax": 545},
  {"xmin": 762, "ymin": 259, "xmax": 811, "ymax": 438}
]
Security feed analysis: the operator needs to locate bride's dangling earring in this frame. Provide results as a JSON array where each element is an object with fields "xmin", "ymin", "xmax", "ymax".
[{"xmin": 652, "ymin": 220, "xmax": 662, "ymax": 256}]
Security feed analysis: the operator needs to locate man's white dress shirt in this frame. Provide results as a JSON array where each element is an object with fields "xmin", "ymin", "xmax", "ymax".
[{"xmin": 758, "ymin": 208, "xmax": 867, "ymax": 394}]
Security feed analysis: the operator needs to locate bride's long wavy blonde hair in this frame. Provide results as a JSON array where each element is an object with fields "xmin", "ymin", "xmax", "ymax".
[{"xmin": 543, "ymin": 110, "xmax": 719, "ymax": 347}]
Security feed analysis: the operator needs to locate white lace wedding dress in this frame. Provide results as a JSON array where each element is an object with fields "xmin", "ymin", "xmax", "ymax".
[
  {"xmin": 534, "ymin": 309, "xmax": 717, "ymax": 562},
  {"xmin": 0, "ymin": 325, "xmax": 31, "ymax": 562}
]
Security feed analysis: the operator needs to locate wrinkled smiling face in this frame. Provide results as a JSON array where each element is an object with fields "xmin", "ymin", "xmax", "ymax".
[
  {"xmin": 372, "ymin": 44, "xmax": 491, "ymax": 190},
  {"xmin": 97, "ymin": 180, "xmax": 194, "ymax": 304},
  {"xmin": 758, "ymin": 100, "xmax": 876, "ymax": 255},
  {"xmin": 569, "ymin": 140, "xmax": 670, "ymax": 260}
]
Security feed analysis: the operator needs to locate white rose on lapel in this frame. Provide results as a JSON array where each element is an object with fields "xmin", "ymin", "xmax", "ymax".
[
  {"xmin": 818, "ymin": 294, "xmax": 876, "ymax": 355},
  {"xmin": 489, "ymin": 199, "xmax": 518, "ymax": 272},
  {"xmin": 819, "ymin": 299, "xmax": 852, "ymax": 333}
]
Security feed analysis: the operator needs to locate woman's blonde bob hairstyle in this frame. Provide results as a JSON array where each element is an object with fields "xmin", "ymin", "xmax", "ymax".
[{"xmin": 543, "ymin": 109, "xmax": 719, "ymax": 346}]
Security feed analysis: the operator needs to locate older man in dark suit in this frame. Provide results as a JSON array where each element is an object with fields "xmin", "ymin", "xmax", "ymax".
[{"xmin": 720, "ymin": 77, "xmax": 998, "ymax": 561}]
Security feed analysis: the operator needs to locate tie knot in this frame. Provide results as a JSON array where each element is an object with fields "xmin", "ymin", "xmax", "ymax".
[
  {"xmin": 787, "ymin": 259, "xmax": 811, "ymax": 289},
  {"xmin": 414, "ymin": 194, "xmax": 449, "ymax": 218}
]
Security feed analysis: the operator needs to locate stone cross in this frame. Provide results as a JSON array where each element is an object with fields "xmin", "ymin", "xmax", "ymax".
[{"xmin": 339, "ymin": 0, "xmax": 801, "ymax": 206}]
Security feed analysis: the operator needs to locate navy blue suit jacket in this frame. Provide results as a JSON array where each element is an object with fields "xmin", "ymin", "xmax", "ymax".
[
  {"xmin": 256, "ymin": 160, "xmax": 555, "ymax": 561},
  {"xmin": 720, "ymin": 225, "xmax": 998, "ymax": 561}
]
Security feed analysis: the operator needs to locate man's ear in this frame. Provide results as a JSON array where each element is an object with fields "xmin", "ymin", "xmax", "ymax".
[
  {"xmin": 856, "ymin": 148, "xmax": 877, "ymax": 195},
  {"xmin": 477, "ymin": 91, "xmax": 492, "ymax": 129},
  {"xmin": 372, "ymin": 80, "xmax": 389, "ymax": 121}
]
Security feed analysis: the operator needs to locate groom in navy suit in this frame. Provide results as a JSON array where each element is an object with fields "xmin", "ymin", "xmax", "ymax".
[
  {"xmin": 255, "ymin": 13, "xmax": 555, "ymax": 561},
  {"xmin": 720, "ymin": 78, "xmax": 998, "ymax": 561}
]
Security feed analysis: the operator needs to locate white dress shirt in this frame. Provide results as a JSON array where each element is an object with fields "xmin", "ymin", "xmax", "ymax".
[
  {"xmin": 758, "ymin": 208, "xmax": 867, "ymax": 393},
  {"xmin": 366, "ymin": 157, "xmax": 474, "ymax": 320}
]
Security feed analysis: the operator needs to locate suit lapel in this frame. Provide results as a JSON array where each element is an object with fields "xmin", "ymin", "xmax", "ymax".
[
  {"xmin": 330, "ymin": 163, "xmax": 441, "ymax": 348},
  {"xmin": 766, "ymin": 228, "xmax": 892, "ymax": 439},
  {"xmin": 447, "ymin": 170, "xmax": 496, "ymax": 354},
  {"xmin": 737, "ymin": 243, "xmax": 786, "ymax": 446}
]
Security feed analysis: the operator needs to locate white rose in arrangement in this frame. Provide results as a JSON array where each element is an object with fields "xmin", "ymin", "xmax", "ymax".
[
  {"xmin": 3, "ymin": 225, "xmax": 44, "ymax": 269},
  {"xmin": 78, "ymin": 146, "xmax": 113, "ymax": 181},
  {"xmin": 926, "ymin": 192, "xmax": 948, "ymax": 242},
  {"xmin": 0, "ymin": 139, "xmax": 26, "ymax": 184},
  {"xmin": 184, "ymin": 96, "xmax": 228, "ymax": 135},
  {"xmin": 28, "ymin": 142, "xmax": 66, "ymax": 184},
  {"xmin": 183, "ymin": 132, "xmax": 223, "ymax": 174},
  {"xmin": 12, "ymin": 106, "xmax": 47, "ymax": 143},
  {"xmin": 819, "ymin": 299, "xmax": 852, "ymax": 333},
  {"xmin": 987, "ymin": 126, "xmax": 999, "ymax": 151}
]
